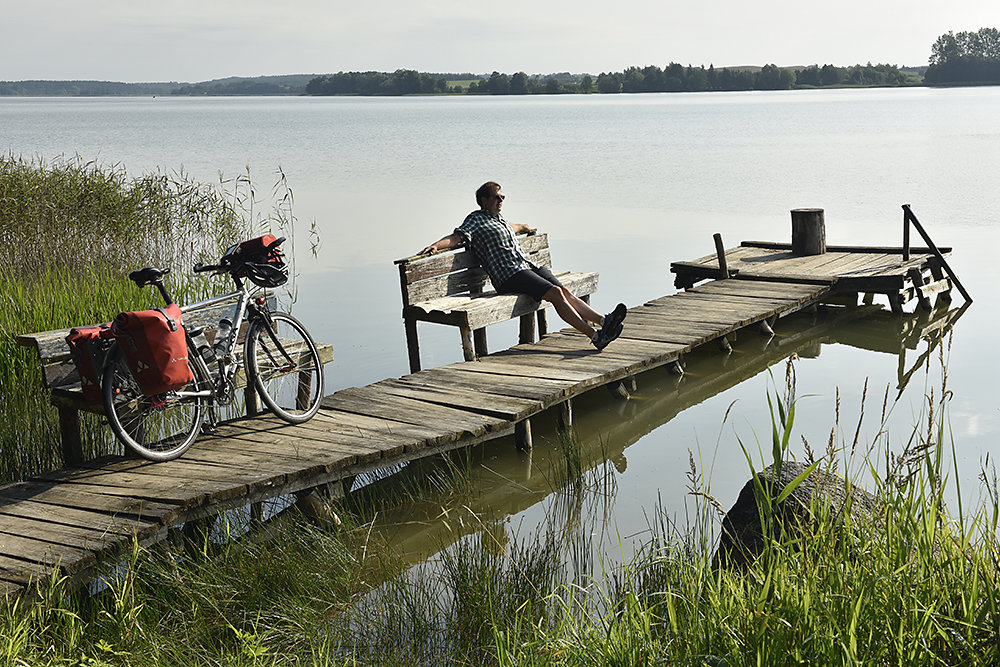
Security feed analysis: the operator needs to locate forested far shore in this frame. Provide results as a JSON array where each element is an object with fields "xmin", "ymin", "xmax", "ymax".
[
  {"xmin": 3, "ymin": 29, "xmax": 999, "ymax": 97},
  {"xmin": 0, "ymin": 64, "xmax": 925, "ymax": 97}
]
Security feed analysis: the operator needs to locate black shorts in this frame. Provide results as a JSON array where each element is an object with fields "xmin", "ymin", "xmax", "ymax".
[{"xmin": 497, "ymin": 267, "xmax": 563, "ymax": 301}]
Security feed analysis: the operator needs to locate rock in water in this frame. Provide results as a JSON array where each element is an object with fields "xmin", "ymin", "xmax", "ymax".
[{"xmin": 713, "ymin": 461, "xmax": 882, "ymax": 570}]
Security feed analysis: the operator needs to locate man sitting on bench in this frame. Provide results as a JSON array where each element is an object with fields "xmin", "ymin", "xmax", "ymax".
[{"xmin": 419, "ymin": 181, "xmax": 626, "ymax": 351}]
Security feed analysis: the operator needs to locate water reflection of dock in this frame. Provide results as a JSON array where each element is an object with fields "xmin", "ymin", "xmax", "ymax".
[
  {"xmin": 345, "ymin": 301, "xmax": 968, "ymax": 577},
  {"xmin": 0, "ymin": 238, "xmax": 968, "ymax": 599}
]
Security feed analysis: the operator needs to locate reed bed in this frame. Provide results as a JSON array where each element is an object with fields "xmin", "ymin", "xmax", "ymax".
[{"xmin": 0, "ymin": 154, "xmax": 299, "ymax": 480}]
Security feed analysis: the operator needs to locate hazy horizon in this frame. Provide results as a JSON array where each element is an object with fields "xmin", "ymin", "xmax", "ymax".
[{"xmin": 3, "ymin": 1, "xmax": 993, "ymax": 84}]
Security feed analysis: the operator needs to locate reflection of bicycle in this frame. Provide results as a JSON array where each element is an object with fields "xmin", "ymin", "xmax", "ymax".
[{"xmin": 102, "ymin": 236, "xmax": 325, "ymax": 461}]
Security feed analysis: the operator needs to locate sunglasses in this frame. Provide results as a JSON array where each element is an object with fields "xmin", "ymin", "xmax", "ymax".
[{"xmin": 492, "ymin": 193, "xmax": 506, "ymax": 201}]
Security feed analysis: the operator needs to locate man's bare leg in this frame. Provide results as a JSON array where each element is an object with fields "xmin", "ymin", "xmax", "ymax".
[
  {"xmin": 564, "ymin": 289, "xmax": 604, "ymax": 326},
  {"xmin": 542, "ymin": 286, "xmax": 597, "ymax": 338}
]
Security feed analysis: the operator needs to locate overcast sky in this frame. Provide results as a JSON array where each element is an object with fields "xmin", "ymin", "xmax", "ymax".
[{"xmin": 4, "ymin": 0, "xmax": 997, "ymax": 82}]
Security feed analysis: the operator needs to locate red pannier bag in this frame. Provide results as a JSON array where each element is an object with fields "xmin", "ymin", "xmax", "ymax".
[
  {"xmin": 112, "ymin": 302, "xmax": 193, "ymax": 396},
  {"xmin": 65, "ymin": 324, "xmax": 113, "ymax": 404}
]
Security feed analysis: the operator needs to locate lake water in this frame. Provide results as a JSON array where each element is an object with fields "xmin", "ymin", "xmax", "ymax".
[{"xmin": 4, "ymin": 88, "xmax": 999, "ymax": 567}]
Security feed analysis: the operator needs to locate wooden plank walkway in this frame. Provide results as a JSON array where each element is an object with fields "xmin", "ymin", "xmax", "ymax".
[
  {"xmin": 0, "ymin": 240, "xmax": 964, "ymax": 600},
  {"xmin": 670, "ymin": 242, "xmax": 952, "ymax": 308}
]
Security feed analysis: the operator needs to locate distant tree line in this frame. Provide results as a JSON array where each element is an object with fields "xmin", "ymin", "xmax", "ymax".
[
  {"xmin": 925, "ymin": 27, "xmax": 1000, "ymax": 85},
  {"xmin": 304, "ymin": 63, "xmax": 915, "ymax": 97},
  {"xmin": 0, "ymin": 80, "xmax": 178, "ymax": 96},
  {"xmin": 172, "ymin": 80, "xmax": 300, "ymax": 95},
  {"xmin": 305, "ymin": 70, "xmax": 449, "ymax": 95},
  {"xmin": 590, "ymin": 62, "xmax": 912, "ymax": 93},
  {"xmin": 466, "ymin": 72, "xmax": 591, "ymax": 94}
]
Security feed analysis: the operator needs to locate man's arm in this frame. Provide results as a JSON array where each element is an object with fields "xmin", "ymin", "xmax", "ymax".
[
  {"xmin": 419, "ymin": 232, "xmax": 464, "ymax": 256},
  {"xmin": 510, "ymin": 223, "xmax": 536, "ymax": 234}
]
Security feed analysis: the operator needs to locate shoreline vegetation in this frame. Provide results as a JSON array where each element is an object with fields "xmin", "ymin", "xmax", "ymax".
[
  {"xmin": 0, "ymin": 155, "xmax": 300, "ymax": 481},
  {"xmin": 3, "ymin": 28, "xmax": 998, "ymax": 97},
  {"xmin": 3, "ymin": 350, "xmax": 1000, "ymax": 664}
]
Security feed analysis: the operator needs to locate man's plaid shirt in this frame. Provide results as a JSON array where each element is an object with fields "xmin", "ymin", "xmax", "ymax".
[{"xmin": 454, "ymin": 209, "xmax": 535, "ymax": 287}]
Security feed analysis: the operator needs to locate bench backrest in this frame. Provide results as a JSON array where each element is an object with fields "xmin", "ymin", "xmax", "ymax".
[
  {"xmin": 395, "ymin": 232, "xmax": 551, "ymax": 307},
  {"xmin": 16, "ymin": 293, "xmax": 272, "ymax": 393}
]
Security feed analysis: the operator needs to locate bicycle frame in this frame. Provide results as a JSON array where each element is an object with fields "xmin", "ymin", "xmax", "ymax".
[
  {"xmin": 176, "ymin": 283, "xmax": 254, "ymax": 398},
  {"xmin": 175, "ymin": 281, "xmax": 285, "ymax": 417}
]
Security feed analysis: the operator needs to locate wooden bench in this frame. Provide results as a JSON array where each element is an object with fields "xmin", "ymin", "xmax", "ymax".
[
  {"xmin": 16, "ymin": 294, "xmax": 333, "ymax": 467},
  {"xmin": 395, "ymin": 231, "xmax": 599, "ymax": 373}
]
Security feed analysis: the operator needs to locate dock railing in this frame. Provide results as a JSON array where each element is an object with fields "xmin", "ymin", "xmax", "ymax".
[{"xmin": 901, "ymin": 204, "xmax": 972, "ymax": 304}]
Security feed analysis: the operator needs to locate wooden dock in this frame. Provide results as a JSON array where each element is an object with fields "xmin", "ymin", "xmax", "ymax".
[{"xmin": 0, "ymin": 242, "xmax": 961, "ymax": 600}]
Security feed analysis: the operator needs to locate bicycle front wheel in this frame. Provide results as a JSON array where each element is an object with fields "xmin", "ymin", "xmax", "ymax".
[
  {"xmin": 102, "ymin": 344, "xmax": 207, "ymax": 461},
  {"xmin": 246, "ymin": 312, "xmax": 324, "ymax": 423}
]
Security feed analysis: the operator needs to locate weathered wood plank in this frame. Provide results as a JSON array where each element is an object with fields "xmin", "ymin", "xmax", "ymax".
[
  {"xmin": 399, "ymin": 368, "xmax": 577, "ymax": 403},
  {"xmin": 0, "ymin": 498, "xmax": 157, "ymax": 538},
  {"xmin": 0, "ymin": 530, "xmax": 100, "ymax": 574},
  {"xmin": 740, "ymin": 240, "xmax": 950, "ymax": 255},
  {"xmin": 313, "ymin": 405, "xmax": 455, "ymax": 448},
  {"xmin": 0, "ymin": 480, "xmax": 179, "ymax": 524},
  {"xmin": 324, "ymin": 386, "xmax": 506, "ymax": 438},
  {"xmin": 372, "ymin": 378, "xmax": 541, "ymax": 421}
]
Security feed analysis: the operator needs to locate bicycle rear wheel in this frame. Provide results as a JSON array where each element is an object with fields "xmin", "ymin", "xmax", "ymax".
[
  {"xmin": 102, "ymin": 344, "xmax": 207, "ymax": 461},
  {"xmin": 246, "ymin": 312, "xmax": 324, "ymax": 423}
]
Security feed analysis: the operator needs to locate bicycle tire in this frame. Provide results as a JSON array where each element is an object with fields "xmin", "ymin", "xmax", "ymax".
[
  {"xmin": 102, "ymin": 342, "xmax": 208, "ymax": 461},
  {"xmin": 246, "ymin": 312, "xmax": 324, "ymax": 423}
]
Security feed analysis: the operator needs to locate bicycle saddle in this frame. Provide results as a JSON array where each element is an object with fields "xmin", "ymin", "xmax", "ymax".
[{"xmin": 129, "ymin": 267, "xmax": 171, "ymax": 287}]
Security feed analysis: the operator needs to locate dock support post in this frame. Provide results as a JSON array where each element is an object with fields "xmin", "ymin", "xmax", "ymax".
[
  {"xmin": 791, "ymin": 208, "xmax": 826, "ymax": 255},
  {"xmin": 405, "ymin": 318, "xmax": 421, "ymax": 373},
  {"xmin": 519, "ymin": 313, "xmax": 536, "ymax": 344},
  {"xmin": 515, "ymin": 419, "xmax": 532, "ymax": 451},
  {"xmin": 608, "ymin": 376, "xmax": 636, "ymax": 400},
  {"xmin": 717, "ymin": 335, "xmax": 733, "ymax": 353},
  {"xmin": 245, "ymin": 384, "xmax": 262, "ymax": 416},
  {"xmin": 473, "ymin": 328, "xmax": 488, "ymax": 358},
  {"xmin": 58, "ymin": 407, "xmax": 84, "ymax": 467},
  {"xmin": 908, "ymin": 268, "xmax": 933, "ymax": 311},
  {"xmin": 668, "ymin": 359, "xmax": 685, "ymax": 375},
  {"xmin": 558, "ymin": 399, "xmax": 573, "ymax": 433},
  {"xmin": 460, "ymin": 326, "xmax": 476, "ymax": 361},
  {"xmin": 713, "ymin": 233, "xmax": 729, "ymax": 279},
  {"xmin": 932, "ymin": 264, "xmax": 953, "ymax": 306},
  {"xmin": 537, "ymin": 309, "xmax": 548, "ymax": 337},
  {"xmin": 182, "ymin": 514, "xmax": 217, "ymax": 554}
]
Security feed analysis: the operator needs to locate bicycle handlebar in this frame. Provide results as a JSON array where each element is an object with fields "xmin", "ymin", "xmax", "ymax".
[
  {"xmin": 192, "ymin": 236, "xmax": 286, "ymax": 275},
  {"xmin": 193, "ymin": 263, "xmax": 222, "ymax": 273}
]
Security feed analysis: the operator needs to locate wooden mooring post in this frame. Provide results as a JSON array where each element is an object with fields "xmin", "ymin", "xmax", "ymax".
[
  {"xmin": 713, "ymin": 233, "xmax": 729, "ymax": 279},
  {"xmin": 791, "ymin": 208, "xmax": 826, "ymax": 255}
]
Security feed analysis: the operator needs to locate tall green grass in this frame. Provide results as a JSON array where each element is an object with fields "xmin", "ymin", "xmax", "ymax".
[{"xmin": 0, "ymin": 154, "xmax": 299, "ymax": 479}]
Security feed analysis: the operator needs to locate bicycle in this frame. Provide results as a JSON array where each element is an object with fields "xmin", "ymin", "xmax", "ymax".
[{"xmin": 101, "ymin": 235, "xmax": 325, "ymax": 461}]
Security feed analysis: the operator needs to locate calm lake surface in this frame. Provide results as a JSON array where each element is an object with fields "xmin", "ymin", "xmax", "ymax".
[{"xmin": 4, "ymin": 88, "xmax": 999, "ymax": 568}]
